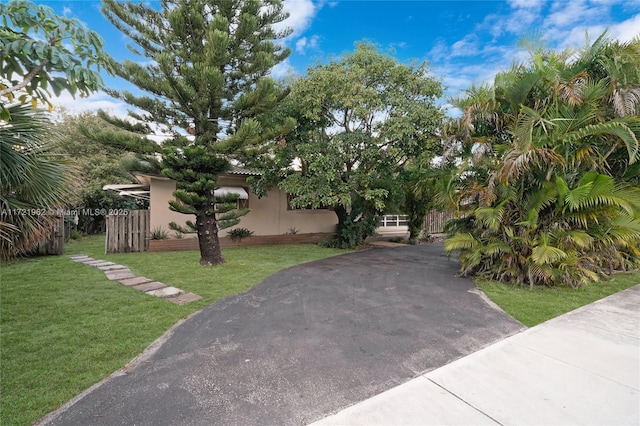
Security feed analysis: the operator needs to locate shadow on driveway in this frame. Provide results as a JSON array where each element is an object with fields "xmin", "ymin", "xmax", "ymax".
[{"xmin": 42, "ymin": 244, "xmax": 524, "ymax": 426}]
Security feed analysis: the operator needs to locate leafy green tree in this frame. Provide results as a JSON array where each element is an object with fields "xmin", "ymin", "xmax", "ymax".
[
  {"xmin": 443, "ymin": 33, "xmax": 640, "ymax": 287},
  {"xmin": 0, "ymin": 0, "xmax": 114, "ymax": 118},
  {"xmin": 54, "ymin": 111, "xmax": 146, "ymax": 234},
  {"xmin": 252, "ymin": 43, "xmax": 443, "ymax": 247},
  {"xmin": 100, "ymin": 0, "xmax": 294, "ymax": 266}
]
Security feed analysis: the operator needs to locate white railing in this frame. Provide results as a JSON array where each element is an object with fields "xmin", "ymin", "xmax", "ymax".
[{"xmin": 378, "ymin": 214, "xmax": 409, "ymax": 227}]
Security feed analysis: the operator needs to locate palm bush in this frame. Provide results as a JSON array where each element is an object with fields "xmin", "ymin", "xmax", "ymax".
[
  {"xmin": 443, "ymin": 33, "xmax": 640, "ymax": 287},
  {"xmin": 0, "ymin": 104, "xmax": 76, "ymax": 259}
]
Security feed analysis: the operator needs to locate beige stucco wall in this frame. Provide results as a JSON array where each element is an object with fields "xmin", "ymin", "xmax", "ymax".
[
  {"xmin": 149, "ymin": 177, "xmax": 191, "ymax": 236},
  {"xmin": 149, "ymin": 175, "xmax": 337, "ymax": 238}
]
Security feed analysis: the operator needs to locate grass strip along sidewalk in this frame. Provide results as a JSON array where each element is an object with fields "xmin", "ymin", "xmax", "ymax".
[{"xmin": 477, "ymin": 272, "xmax": 640, "ymax": 327}]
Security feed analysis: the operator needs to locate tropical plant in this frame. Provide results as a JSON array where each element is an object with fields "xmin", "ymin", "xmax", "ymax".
[
  {"xmin": 1, "ymin": 2, "xmax": 110, "ymax": 259},
  {"xmin": 149, "ymin": 227, "xmax": 169, "ymax": 240},
  {"xmin": 0, "ymin": 104, "xmax": 76, "ymax": 259},
  {"xmin": 227, "ymin": 227, "xmax": 253, "ymax": 242},
  {"xmin": 443, "ymin": 32, "xmax": 640, "ymax": 287}
]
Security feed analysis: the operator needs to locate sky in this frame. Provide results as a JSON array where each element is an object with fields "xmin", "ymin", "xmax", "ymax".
[{"xmin": 37, "ymin": 0, "xmax": 640, "ymax": 116}]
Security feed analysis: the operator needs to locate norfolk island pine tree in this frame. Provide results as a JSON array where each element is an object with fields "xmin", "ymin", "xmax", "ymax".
[{"xmin": 98, "ymin": 0, "xmax": 295, "ymax": 266}]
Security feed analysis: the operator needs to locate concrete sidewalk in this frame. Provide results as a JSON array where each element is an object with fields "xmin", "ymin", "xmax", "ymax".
[{"xmin": 312, "ymin": 284, "xmax": 640, "ymax": 426}]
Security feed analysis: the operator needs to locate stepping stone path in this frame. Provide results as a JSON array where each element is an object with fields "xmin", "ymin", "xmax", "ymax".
[{"xmin": 68, "ymin": 254, "xmax": 202, "ymax": 305}]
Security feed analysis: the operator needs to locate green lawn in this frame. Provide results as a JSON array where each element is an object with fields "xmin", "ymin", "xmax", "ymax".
[
  {"xmin": 476, "ymin": 272, "xmax": 640, "ymax": 327},
  {"xmin": 0, "ymin": 235, "xmax": 347, "ymax": 426},
  {"xmin": 2, "ymin": 236, "xmax": 638, "ymax": 425}
]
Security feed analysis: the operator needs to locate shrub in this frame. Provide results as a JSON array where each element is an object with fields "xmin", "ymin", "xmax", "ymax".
[
  {"xmin": 227, "ymin": 227, "xmax": 253, "ymax": 242},
  {"xmin": 149, "ymin": 227, "xmax": 169, "ymax": 240},
  {"xmin": 285, "ymin": 227, "xmax": 299, "ymax": 235}
]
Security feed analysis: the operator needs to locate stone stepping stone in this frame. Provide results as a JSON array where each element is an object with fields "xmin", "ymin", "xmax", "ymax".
[
  {"xmin": 147, "ymin": 286, "xmax": 182, "ymax": 298},
  {"xmin": 131, "ymin": 281, "xmax": 167, "ymax": 292},
  {"xmin": 68, "ymin": 256, "xmax": 201, "ymax": 304},
  {"xmin": 83, "ymin": 259, "xmax": 110, "ymax": 266},
  {"xmin": 105, "ymin": 269, "xmax": 136, "ymax": 281},
  {"xmin": 98, "ymin": 264, "xmax": 128, "ymax": 271},
  {"xmin": 118, "ymin": 276, "xmax": 153, "ymax": 287},
  {"xmin": 87, "ymin": 261, "xmax": 116, "ymax": 267},
  {"xmin": 69, "ymin": 255, "xmax": 90, "ymax": 262},
  {"xmin": 169, "ymin": 292, "xmax": 202, "ymax": 305}
]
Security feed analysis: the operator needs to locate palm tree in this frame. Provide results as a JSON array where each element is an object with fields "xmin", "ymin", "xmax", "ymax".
[
  {"xmin": 0, "ymin": 103, "xmax": 76, "ymax": 259},
  {"xmin": 442, "ymin": 33, "xmax": 640, "ymax": 287}
]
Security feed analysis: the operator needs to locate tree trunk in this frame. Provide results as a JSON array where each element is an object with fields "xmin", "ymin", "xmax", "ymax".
[
  {"xmin": 333, "ymin": 205, "xmax": 348, "ymax": 231},
  {"xmin": 196, "ymin": 212, "xmax": 224, "ymax": 266},
  {"xmin": 406, "ymin": 191, "xmax": 429, "ymax": 243}
]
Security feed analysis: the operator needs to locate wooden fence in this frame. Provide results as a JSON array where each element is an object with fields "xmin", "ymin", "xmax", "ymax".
[
  {"xmin": 36, "ymin": 216, "xmax": 65, "ymax": 255},
  {"xmin": 424, "ymin": 210, "xmax": 455, "ymax": 234},
  {"xmin": 105, "ymin": 210, "xmax": 149, "ymax": 254}
]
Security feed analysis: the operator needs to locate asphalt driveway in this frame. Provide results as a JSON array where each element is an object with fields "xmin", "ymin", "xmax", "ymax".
[{"xmin": 41, "ymin": 243, "xmax": 524, "ymax": 426}]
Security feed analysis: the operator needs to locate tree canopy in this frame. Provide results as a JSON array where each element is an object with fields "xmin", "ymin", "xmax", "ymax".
[
  {"xmin": 101, "ymin": 0, "xmax": 294, "ymax": 266},
  {"xmin": 0, "ymin": 0, "xmax": 114, "ymax": 118},
  {"xmin": 252, "ymin": 43, "xmax": 444, "ymax": 247}
]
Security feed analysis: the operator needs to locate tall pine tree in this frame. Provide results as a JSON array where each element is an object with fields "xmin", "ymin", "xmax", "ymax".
[{"xmin": 101, "ymin": 0, "xmax": 293, "ymax": 266}]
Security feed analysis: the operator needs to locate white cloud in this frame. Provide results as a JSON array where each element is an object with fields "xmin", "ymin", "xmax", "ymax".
[
  {"xmin": 273, "ymin": 0, "xmax": 318, "ymax": 39},
  {"xmin": 504, "ymin": 2, "xmax": 544, "ymax": 33},
  {"xmin": 296, "ymin": 35, "xmax": 320, "ymax": 54},
  {"xmin": 450, "ymin": 34, "xmax": 480, "ymax": 58},
  {"xmin": 545, "ymin": 0, "xmax": 607, "ymax": 28},
  {"xmin": 507, "ymin": 0, "xmax": 542, "ymax": 8},
  {"xmin": 270, "ymin": 59, "xmax": 297, "ymax": 79},
  {"xmin": 609, "ymin": 13, "xmax": 640, "ymax": 41},
  {"xmin": 51, "ymin": 91, "xmax": 129, "ymax": 117},
  {"xmin": 428, "ymin": 39, "xmax": 449, "ymax": 62},
  {"xmin": 543, "ymin": 10, "xmax": 640, "ymax": 49}
]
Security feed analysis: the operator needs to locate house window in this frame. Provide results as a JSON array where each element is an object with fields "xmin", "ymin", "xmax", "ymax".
[
  {"xmin": 215, "ymin": 197, "xmax": 249, "ymax": 211},
  {"xmin": 287, "ymin": 193, "xmax": 331, "ymax": 211},
  {"xmin": 214, "ymin": 186, "xmax": 249, "ymax": 210}
]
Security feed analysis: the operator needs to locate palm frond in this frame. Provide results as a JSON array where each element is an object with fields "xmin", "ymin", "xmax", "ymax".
[{"xmin": 532, "ymin": 244, "xmax": 568, "ymax": 265}]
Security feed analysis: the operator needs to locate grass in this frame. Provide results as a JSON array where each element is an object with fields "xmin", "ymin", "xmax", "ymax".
[
  {"xmin": 3, "ymin": 235, "xmax": 638, "ymax": 424},
  {"xmin": 1, "ymin": 235, "xmax": 348, "ymax": 426},
  {"xmin": 476, "ymin": 271, "xmax": 640, "ymax": 327}
]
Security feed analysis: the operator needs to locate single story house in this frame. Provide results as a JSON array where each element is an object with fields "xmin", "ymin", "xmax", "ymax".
[{"xmin": 105, "ymin": 168, "xmax": 338, "ymax": 242}]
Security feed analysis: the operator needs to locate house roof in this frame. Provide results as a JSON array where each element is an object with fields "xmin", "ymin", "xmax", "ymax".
[
  {"xmin": 228, "ymin": 166, "xmax": 261, "ymax": 176},
  {"xmin": 102, "ymin": 183, "xmax": 151, "ymax": 201},
  {"xmin": 104, "ymin": 168, "xmax": 258, "ymax": 201}
]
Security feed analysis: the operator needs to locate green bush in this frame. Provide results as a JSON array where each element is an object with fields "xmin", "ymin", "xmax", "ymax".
[
  {"xmin": 149, "ymin": 227, "xmax": 169, "ymax": 240},
  {"xmin": 227, "ymin": 227, "xmax": 253, "ymax": 242}
]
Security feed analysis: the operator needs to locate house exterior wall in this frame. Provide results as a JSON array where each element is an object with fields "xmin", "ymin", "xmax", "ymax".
[
  {"xmin": 149, "ymin": 177, "xmax": 189, "ymax": 236},
  {"xmin": 149, "ymin": 175, "xmax": 337, "ymax": 237}
]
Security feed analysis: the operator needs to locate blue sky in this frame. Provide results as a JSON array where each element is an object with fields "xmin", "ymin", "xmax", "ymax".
[{"xmin": 40, "ymin": 0, "xmax": 640, "ymax": 115}]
